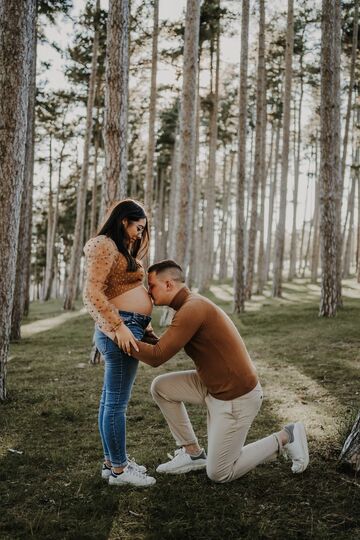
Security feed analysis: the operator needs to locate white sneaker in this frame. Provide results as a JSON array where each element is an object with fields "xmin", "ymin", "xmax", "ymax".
[
  {"xmin": 284, "ymin": 422, "xmax": 309, "ymax": 474},
  {"xmin": 101, "ymin": 458, "xmax": 146, "ymax": 480},
  {"xmin": 156, "ymin": 448, "xmax": 207, "ymax": 475},
  {"xmin": 108, "ymin": 464, "xmax": 156, "ymax": 487}
]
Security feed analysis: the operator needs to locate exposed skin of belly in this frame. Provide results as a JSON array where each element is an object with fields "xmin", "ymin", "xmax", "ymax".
[{"xmin": 109, "ymin": 284, "xmax": 153, "ymax": 316}]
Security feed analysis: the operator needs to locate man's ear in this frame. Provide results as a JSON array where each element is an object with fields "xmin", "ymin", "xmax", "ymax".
[{"xmin": 165, "ymin": 279, "xmax": 173, "ymax": 290}]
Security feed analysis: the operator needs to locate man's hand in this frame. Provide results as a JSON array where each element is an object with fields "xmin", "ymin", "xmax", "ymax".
[
  {"xmin": 115, "ymin": 325, "xmax": 139, "ymax": 355},
  {"xmin": 142, "ymin": 328, "xmax": 160, "ymax": 345}
]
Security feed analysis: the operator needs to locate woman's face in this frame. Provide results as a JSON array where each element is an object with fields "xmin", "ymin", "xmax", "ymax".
[{"xmin": 123, "ymin": 218, "xmax": 146, "ymax": 245}]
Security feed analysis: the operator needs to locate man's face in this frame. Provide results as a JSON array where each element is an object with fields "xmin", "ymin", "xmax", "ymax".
[{"xmin": 147, "ymin": 272, "xmax": 169, "ymax": 306}]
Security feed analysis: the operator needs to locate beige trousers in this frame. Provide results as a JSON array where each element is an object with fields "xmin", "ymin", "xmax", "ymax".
[{"xmin": 151, "ymin": 370, "xmax": 279, "ymax": 483}]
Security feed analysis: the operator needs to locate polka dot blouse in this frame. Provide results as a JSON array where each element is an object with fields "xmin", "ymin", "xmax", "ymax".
[{"xmin": 82, "ymin": 235, "xmax": 145, "ymax": 333}]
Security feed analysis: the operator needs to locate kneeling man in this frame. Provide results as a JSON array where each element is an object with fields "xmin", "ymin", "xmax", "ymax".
[{"xmin": 129, "ymin": 260, "xmax": 309, "ymax": 483}]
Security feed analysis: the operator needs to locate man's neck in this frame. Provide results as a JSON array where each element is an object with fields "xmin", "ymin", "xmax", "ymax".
[{"xmin": 169, "ymin": 285, "xmax": 190, "ymax": 310}]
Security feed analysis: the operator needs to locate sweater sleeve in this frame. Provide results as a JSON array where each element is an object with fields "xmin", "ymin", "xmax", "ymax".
[
  {"xmin": 82, "ymin": 236, "xmax": 124, "ymax": 333},
  {"xmin": 130, "ymin": 301, "xmax": 204, "ymax": 367}
]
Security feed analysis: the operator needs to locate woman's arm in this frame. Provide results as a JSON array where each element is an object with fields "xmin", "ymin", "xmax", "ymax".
[{"xmin": 83, "ymin": 236, "xmax": 124, "ymax": 334}]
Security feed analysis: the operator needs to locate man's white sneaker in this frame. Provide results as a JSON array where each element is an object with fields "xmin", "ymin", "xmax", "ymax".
[
  {"xmin": 156, "ymin": 447, "xmax": 207, "ymax": 475},
  {"xmin": 101, "ymin": 458, "xmax": 146, "ymax": 480},
  {"xmin": 283, "ymin": 422, "xmax": 309, "ymax": 474},
  {"xmin": 108, "ymin": 464, "xmax": 156, "ymax": 487}
]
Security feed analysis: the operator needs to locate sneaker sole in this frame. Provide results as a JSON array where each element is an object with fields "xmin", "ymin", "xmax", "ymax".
[
  {"xmin": 291, "ymin": 422, "xmax": 309, "ymax": 474},
  {"xmin": 156, "ymin": 461, "xmax": 207, "ymax": 475}
]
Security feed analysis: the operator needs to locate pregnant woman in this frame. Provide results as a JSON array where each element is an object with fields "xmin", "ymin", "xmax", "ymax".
[{"xmin": 83, "ymin": 199, "xmax": 157, "ymax": 487}]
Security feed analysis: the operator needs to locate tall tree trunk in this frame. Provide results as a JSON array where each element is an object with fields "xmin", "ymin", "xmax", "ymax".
[
  {"xmin": 144, "ymin": 0, "xmax": 159, "ymax": 212},
  {"xmin": 64, "ymin": 0, "xmax": 100, "ymax": 310},
  {"xmin": 0, "ymin": 0, "xmax": 36, "ymax": 400},
  {"xmin": 103, "ymin": 0, "xmax": 129, "ymax": 207},
  {"xmin": 90, "ymin": 83, "xmax": 102, "ymax": 237},
  {"xmin": 265, "ymin": 115, "xmax": 281, "ymax": 279},
  {"xmin": 256, "ymin": 65, "xmax": 268, "ymax": 294},
  {"xmin": 219, "ymin": 150, "xmax": 234, "ymax": 282},
  {"xmin": 298, "ymin": 175, "xmax": 310, "ymax": 275},
  {"xmin": 175, "ymin": 0, "xmax": 201, "ymax": 270},
  {"xmin": 272, "ymin": 0, "xmax": 294, "ymax": 297},
  {"xmin": 44, "ymin": 140, "xmax": 66, "ymax": 301},
  {"xmin": 319, "ymin": 0, "xmax": 341, "ymax": 317},
  {"xmin": 199, "ymin": 10, "xmax": 220, "ymax": 291},
  {"xmin": 10, "ymin": 28, "xmax": 37, "ymax": 339},
  {"xmin": 311, "ymin": 133, "xmax": 320, "ymax": 283},
  {"xmin": 289, "ymin": 65, "xmax": 304, "ymax": 280},
  {"xmin": 234, "ymin": 0, "xmax": 250, "ymax": 313},
  {"xmin": 341, "ymin": 0, "xmax": 358, "ymax": 184},
  {"xmin": 333, "ymin": 0, "xmax": 343, "ymax": 307},
  {"xmin": 342, "ymin": 175, "xmax": 356, "ymax": 278},
  {"xmin": 245, "ymin": 0, "xmax": 266, "ymax": 301},
  {"xmin": 188, "ymin": 63, "xmax": 202, "ymax": 287}
]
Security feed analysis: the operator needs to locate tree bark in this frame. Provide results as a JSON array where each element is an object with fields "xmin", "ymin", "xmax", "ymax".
[
  {"xmin": 0, "ymin": 0, "xmax": 36, "ymax": 400},
  {"xmin": 245, "ymin": 0, "xmax": 266, "ymax": 300},
  {"xmin": 319, "ymin": 0, "xmax": 340, "ymax": 317},
  {"xmin": 103, "ymin": 0, "xmax": 129, "ymax": 207},
  {"xmin": 175, "ymin": 0, "xmax": 201, "ymax": 270},
  {"xmin": 10, "ymin": 26, "xmax": 37, "ymax": 339},
  {"xmin": 265, "ymin": 115, "xmax": 281, "ymax": 280},
  {"xmin": 289, "ymin": 64, "xmax": 304, "ymax": 280},
  {"xmin": 341, "ymin": 0, "xmax": 358, "ymax": 184},
  {"xmin": 144, "ymin": 0, "xmax": 159, "ymax": 213},
  {"xmin": 272, "ymin": 0, "xmax": 294, "ymax": 297},
  {"xmin": 64, "ymin": 0, "xmax": 100, "ymax": 310},
  {"xmin": 199, "ymin": 6, "xmax": 220, "ymax": 291},
  {"xmin": 342, "ymin": 175, "xmax": 356, "ymax": 278},
  {"xmin": 339, "ymin": 411, "xmax": 360, "ymax": 472},
  {"xmin": 234, "ymin": 0, "xmax": 250, "ymax": 312}
]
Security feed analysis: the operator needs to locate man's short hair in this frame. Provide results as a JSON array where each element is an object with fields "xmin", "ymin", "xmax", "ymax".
[{"xmin": 148, "ymin": 259, "xmax": 185, "ymax": 282}]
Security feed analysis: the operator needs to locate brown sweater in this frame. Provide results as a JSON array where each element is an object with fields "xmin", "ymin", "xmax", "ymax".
[{"xmin": 132, "ymin": 287, "xmax": 258, "ymax": 400}]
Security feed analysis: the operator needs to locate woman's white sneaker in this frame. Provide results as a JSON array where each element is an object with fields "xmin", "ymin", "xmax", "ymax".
[
  {"xmin": 283, "ymin": 422, "xmax": 309, "ymax": 473},
  {"xmin": 101, "ymin": 458, "xmax": 146, "ymax": 480},
  {"xmin": 108, "ymin": 464, "xmax": 156, "ymax": 487},
  {"xmin": 156, "ymin": 447, "xmax": 207, "ymax": 474}
]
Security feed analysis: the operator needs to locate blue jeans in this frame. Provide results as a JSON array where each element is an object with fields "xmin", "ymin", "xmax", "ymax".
[{"xmin": 95, "ymin": 310, "xmax": 151, "ymax": 467}]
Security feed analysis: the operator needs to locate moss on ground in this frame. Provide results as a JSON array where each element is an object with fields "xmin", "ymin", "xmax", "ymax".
[{"xmin": 0, "ymin": 292, "xmax": 359, "ymax": 539}]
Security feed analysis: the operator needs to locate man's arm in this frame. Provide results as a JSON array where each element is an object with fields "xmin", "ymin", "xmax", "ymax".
[{"xmin": 130, "ymin": 302, "xmax": 203, "ymax": 367}]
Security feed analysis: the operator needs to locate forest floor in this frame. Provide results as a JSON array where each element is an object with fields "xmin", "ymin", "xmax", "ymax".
[{"xmin": 1, "ymin": 279, "xmax": 359, "ymax": 539}]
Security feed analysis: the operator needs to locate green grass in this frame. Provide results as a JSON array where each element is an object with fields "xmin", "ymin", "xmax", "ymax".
[
  {"xmin": 21, "ymin": 298, "xmax": 84, "ymax": 324},
  {"xmin": 1, "ymin": 292, "xmax": 359, "ymax": 539}
]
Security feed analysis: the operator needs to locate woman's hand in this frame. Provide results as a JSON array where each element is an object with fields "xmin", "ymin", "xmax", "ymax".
[{"xmin": 115, "ymin": 324, "xmax": 139, "ymax": 355}]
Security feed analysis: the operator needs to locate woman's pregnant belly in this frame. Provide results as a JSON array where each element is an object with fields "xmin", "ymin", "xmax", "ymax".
[{"xmin": 109, "ymin": 285, "xmax": 153, "ymax": 316}]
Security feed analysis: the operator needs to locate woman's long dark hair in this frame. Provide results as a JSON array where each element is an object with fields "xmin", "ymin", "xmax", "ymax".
[{"xmin": 96, "ymin": 199, "xmax": 149, "ymax": 272}]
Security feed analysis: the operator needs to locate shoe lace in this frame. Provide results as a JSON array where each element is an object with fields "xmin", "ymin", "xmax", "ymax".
[
  {"xmin": 126, "ymin": 463, "xmax": 149, "ymax": 479},
  {"xmin": 167, "ymin": 448, "xmax": 186, "ymax": 461}
]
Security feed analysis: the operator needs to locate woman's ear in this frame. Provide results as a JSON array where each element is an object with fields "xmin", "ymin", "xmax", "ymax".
[{"xmin": 122, "ymin": 218, "xmax": 128, "ymax": 228}]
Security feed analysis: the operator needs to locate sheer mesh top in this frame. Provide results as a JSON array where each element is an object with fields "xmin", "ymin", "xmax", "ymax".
[{"xmin": 83, "ymin": 235, "xmax": 145, "ymax": 333}]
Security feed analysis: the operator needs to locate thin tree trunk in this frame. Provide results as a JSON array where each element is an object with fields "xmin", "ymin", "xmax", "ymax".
[
  {"xmin": 199, "ymin": 10, "xmax": 220, "ymax": 291},
  {"xmin": 90, "ymin": 83, "xmax": 102, "ymax": 237},
  {"xmin": 220, "ymin": 150, "xmax": 234, "ymax": 281},
  {"xmin": 265, "ymin": 115, "xmax": 281, "ymax": 279},
  {"xmin": 334, "ymin": 0, "xmax": 343, "ymax": 308},
  {"xmin": 234, "ymin": 0, "xmax": 250, "ymax": 313},
  {"xmin": 272, "ymin": 0, "xmax": 294, "ymax": 297},
  {"xmin": 175, "ymin": 0, "xmax": 201, "ymax": 270},
  {"xmin": 256, "ymin": 65, "xmax": 268, "ymax": 295},
  {"xmin": 144, "ymin": 0, "xmax": 159, "ymax": 212},
  {"xmin": 341, "ymin": 0, "xmax": 358, "ymax": 184},
  {"xmin": 342, "ymin": 175, "xmax": 356, "ymax": 277},
  {"xmin": 298, "ymin": 175, "xmax": 310, "ymax": 275},
  {"xmin": 64, "ymin": 1, "xmax": 100, "ymax": 310},
  {"xmin": 289, "ymin": 65, "xmax": 304, "ymax": 280},
  {"xmin": 10, "ymin": 29, "xmax": 37, "ymax": 339},
  {"xmin": 103, "ymin": 0, "xmax": 129, "ymax": 207},
  {"xmin": 311, "ymin": 135, "xmax": 321, "ymax": 283},
  {"xmin": 245, "ymin": 0, "xmax": 266, "ymax": 300},
  {"xmin": 44, "ymin": 139, "xmax": 66, "ymax": 301},
  {"xmin": 319, "ymin": 0, "xmax": 341, "ymax": 317},
  {"xmin": 0, "ymin": 0, "xmax": 36, "ymax": 400}
]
